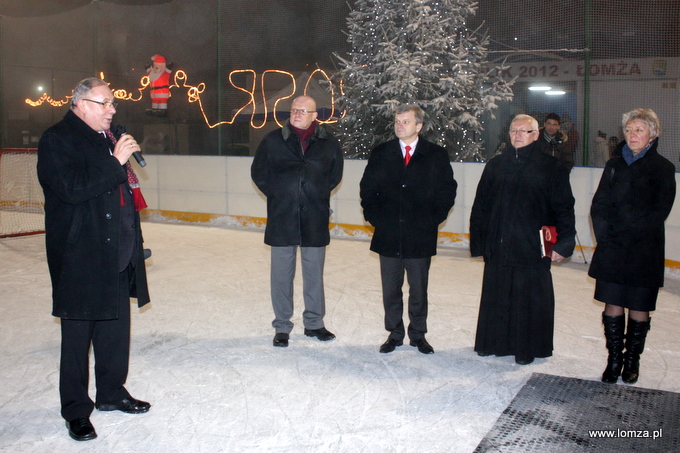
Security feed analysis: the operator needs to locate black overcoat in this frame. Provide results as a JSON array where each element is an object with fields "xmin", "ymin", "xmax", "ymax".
[
  {"xmin": 251, "ymin": 121, "xmax": 344, "ymax": 247},
  {"xmin": 37, "ymin": 110, "xmax": 150, "ymax": 320},
  {"xmin": 588, "ymin": 139, "xmax": 676, "ymax": 288},
  {"xmin": 470, "ymin": 140, "xmax": 576, "ymax": 266},
  {"xmin": 360, "ymin": 138, "xmax": 457, "ymax": 259}
]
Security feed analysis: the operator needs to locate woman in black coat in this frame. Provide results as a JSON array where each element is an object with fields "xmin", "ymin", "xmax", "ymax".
[{"xmin": 589, "ymin": 108, "xmax": 676, "ymax": 385}]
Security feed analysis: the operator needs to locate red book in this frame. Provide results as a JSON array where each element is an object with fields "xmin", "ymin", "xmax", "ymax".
[{"xmin": 540, "ymin": 226, "xmax": 558, "ymax": 258}]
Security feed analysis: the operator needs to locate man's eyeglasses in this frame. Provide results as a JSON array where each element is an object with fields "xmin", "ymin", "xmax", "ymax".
[
  {"xmin": 290, "ymin": 108, "xmax": 314, "ymax": 115},
  {"xmin": 509, "ymin": 129, "xmax": 536, "ymax": 136},
  {"xmin": 82, "ymin": 99, "xmax": 118, "ymax": 109}
]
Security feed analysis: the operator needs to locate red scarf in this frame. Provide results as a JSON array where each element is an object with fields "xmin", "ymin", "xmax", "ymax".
[
  {"xmin": 104, "ymin": 130, "xmax": 148, "ymax": 211},
  {"xmin": 290, "ymin": 121, "xmax": 316, "ymax": 153}
]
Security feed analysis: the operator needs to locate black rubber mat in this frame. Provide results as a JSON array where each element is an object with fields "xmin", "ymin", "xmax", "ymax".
[{"xmin": 475, "ymin": 373, "xmax": 680, "ymax": 452}]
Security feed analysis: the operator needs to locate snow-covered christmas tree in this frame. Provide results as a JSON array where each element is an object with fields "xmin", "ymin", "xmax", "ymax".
[{"xmin": 334, "ymin": 0, "xmax": 514, "ymax": 160}]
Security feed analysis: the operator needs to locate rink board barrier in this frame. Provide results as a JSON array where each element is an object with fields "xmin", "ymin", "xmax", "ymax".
[{"xmin": 140, "ymin": 209, "xmax": 680, "ymax": 274}]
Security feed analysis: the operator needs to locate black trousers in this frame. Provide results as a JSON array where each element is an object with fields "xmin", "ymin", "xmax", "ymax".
[
  {"xmin": 379, "ymin": 255, "xmax": 431, "ymax": 341},
  {"xmin": 59, "ymin": 266, "xmax": 132, "ymax": 422}
]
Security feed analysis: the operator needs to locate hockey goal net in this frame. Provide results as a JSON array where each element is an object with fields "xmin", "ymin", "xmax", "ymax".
[{"xmin": 0, "ymin": 148, "xmax": 45, "ymax": 238}]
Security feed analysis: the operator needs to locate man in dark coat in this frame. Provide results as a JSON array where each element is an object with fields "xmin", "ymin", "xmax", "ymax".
[
  {"xmin": 470, "ymin": 114, "xmax": 575, "ymax": 365},
  {"xmin": 251, "ymin": 95, "xmax": 344, "ymax": 348},
  {"xmin": 37, "ymin": 77, "xmax": 151, "ymax": 441},
  {"xmin": 535, "ymin": 113, "xmax": 573, "ymax": 171},
  {"xmin": 360, "ymin": 104, "xmax": 457, "ymax": 354}
]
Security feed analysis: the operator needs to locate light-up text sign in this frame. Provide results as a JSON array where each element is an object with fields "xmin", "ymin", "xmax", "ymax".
[{"xmin": 26, "ymin": 68, "xmax": 344, "ymax": 129}]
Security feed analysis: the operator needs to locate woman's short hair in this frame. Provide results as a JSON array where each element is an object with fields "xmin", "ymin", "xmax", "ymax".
[
  {"xmin": 396, "ymin": 104, "xmax": 425, "ymax": 124},
  {"xmin": 71, "ymin": 77, "xmax": 107, "ymax": 109},
  {"xmin": 622, "ymin": 108, "xmax": 661, "ymax": 139}
]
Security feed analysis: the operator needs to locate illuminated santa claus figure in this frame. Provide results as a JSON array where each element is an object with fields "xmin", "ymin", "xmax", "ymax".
[{"xmin": 146, "ymin": 54, "xmax": 173, "ymax": 116}]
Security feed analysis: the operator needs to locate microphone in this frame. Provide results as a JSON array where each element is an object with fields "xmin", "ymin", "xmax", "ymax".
[{"xmin": 113, "ymin": 124, "xmax": 146, "ymax": 167}]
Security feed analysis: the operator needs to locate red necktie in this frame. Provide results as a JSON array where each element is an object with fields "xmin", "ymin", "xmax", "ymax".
[
  {"xmin": 404, "ymin": 145, "xmax": 412, "ymax": 166},
  {"xmin": 104, "ymin": 130, "xmax": 148, "ymax": 211}
]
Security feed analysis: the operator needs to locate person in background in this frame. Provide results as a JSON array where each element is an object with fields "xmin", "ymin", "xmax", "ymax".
[
  {"xmin": 607, "ymin": 136, "xmax": 619, "ymax": 159},
  {"xmin": 37, "ymin": 77, "xmax": 151, "ymax": 441},
  {"xmin": 470, "ymin": 114, "xmax": 575, "ymax": 365},
  {"xmin": 592, "ymin": 130, "xmax": 610, "ymax": 167},
  {"xmin": 589, "ymin": 108, "xmax": 676, "ymax": 385},
  {"xmin": 561, "ymin": 112, "xmax": 579, "ymax": 162},
  {"xmin": 360, "ymin": 104, "xmax": 457, "ymax": 355},
  {"xmin": 536, "ymin": 113, "xmax": 573, "ymax": 171},
  {"xmin": 251, "ymin": 95, "xmax": 344, "ymax": 348}
]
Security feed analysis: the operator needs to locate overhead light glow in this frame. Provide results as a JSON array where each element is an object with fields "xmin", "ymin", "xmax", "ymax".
[
  {"xmin": 545, "ymin": 90, "xmax": 566, "ymax": 95},
  {"xmin": 528, "ymin": 86, "xmax": 551, "ymax": 91}
]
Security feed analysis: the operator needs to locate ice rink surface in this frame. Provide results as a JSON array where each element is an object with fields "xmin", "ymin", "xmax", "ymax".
[{"xmin": 2, "ymin": 221, "xmax": 679, "ymax": 452}]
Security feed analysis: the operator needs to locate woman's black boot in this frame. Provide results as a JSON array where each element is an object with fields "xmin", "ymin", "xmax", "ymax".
[
  {"xmin": 621, "ymin": 318, "xmax": 651, "ymax": 385},
  {"xmin": 601, "ymin": 313, "xmax": 625, "ymax": 383}
]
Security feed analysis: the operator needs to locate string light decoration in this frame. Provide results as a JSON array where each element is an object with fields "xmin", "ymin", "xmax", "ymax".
[
  {"xmin": 221, "ymin": 69, "xmax": 295, "ymax": 129},
  {"xmin": 25, "ymin": 93, "xmax": 70, "ymax": 107},
  {"xmin": 305, "ymin": 68, "xmax": 346, "ymax": 124},
  {"xmin": 25, "ymin": 69, "xmax": 342, "ymax": 129}
]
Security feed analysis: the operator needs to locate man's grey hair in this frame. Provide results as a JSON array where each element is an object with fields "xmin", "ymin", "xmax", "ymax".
[
  {"xmin": 511, "ymin": 114, "xmax": 539, "ymax": 131},
  {"xmin": 71, "ymin": 77, "xmax": 108, "ymax": 109},
  {"xmin": 395, "ymin": 104, "xmax": 425, "ymax": 124}
]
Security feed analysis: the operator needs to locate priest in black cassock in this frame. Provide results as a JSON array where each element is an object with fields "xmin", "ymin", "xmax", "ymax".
[{"xmin": 470, "ymin": 114, "xmax": 575, "ymax": 365}]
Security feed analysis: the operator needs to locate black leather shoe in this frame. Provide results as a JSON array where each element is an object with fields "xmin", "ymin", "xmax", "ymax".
[
  {"xmin": 95, "ymin": 397, "xmax": 151, "ymax": 414},
  {"xmin": 379, "ymin": 338, "xmax": 403, "ymax": 353},
  {"xmin": 304, "ymin": 327, "xmax": 336, "ymax": 341},
  {"xmin": 66, "ymin": 417, "xmax": 97, "ymax": 441},
  {"xmin": 273, "ymin": 332, "xmax": 289, "ymax": 347},
  {"xmin": 477, "ymin": 351, "xmax": 493, "ymax": 357},
  {"xmin": 515, "ymin": 357, "xmax": 535, "ymax": 365},
  {"xmin": 410, "ymin": 338, "xmax": 434, "ymax": 354}
]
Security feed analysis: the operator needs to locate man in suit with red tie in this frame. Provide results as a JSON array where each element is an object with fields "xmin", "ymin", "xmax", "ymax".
[{"xmin": 360, "ymin": 104, "xmax": 457, "ymax": 354}]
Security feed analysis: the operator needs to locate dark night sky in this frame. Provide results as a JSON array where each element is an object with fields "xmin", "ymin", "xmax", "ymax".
[{"xmin": 0, "ymin": 0, "xmax": 173, "ymax": 17}]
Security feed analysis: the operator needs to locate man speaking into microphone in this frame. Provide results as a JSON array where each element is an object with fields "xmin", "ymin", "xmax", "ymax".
[{"xmin": 37, "ymin": 77, "xmax": 152, "ymax": 442}]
